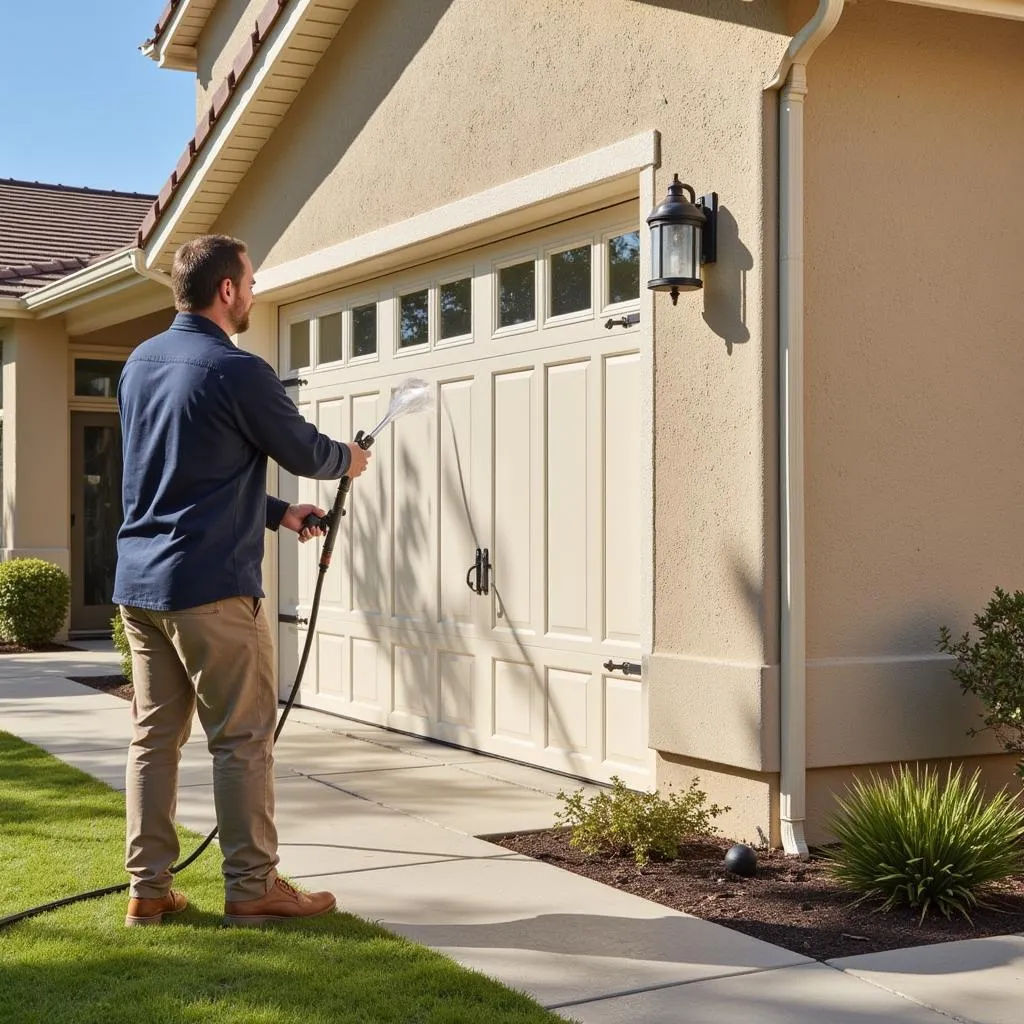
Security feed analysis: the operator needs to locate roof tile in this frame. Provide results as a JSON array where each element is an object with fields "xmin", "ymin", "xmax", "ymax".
[{"xmin": 0, "ymin": 179, "xmax": 155, "ymax": 297}]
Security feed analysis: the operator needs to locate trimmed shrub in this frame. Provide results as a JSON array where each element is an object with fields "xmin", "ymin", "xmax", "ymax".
[
  {"xmin": 111, "ymin": 611, "xmax": 132, "ymax": 683},
  {"xmin": 0, "ymin": 558, "xmax": 70, "ymax": 646},
  {"xmin": 938, "ymin": 587, "xmax": 1024, "ymax": 779},
  {"xmin": 824, "ymin": 764, "xmax": 1024, "ymax": 923},
  {"xmin": 555, "ymin": 775, "xmax": 729, "ymax": 867}
]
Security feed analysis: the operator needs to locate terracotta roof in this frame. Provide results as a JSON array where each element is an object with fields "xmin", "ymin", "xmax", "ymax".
[
  {"xmin": 0, "ymin": 179, "xmax": 154, "ymax": 298},
  {"xmin": 137, "ymin": 0, "xmax": 291, "ymax": 250}
]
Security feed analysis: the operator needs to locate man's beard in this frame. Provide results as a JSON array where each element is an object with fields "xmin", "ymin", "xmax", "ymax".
[{"xmin": 228, "ymin": 299, "xmax": 250, "ymax": 334}]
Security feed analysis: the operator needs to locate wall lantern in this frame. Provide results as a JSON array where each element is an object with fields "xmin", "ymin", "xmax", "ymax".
[{"xmin": 646, "ymin": 174, "xmax": 718, "ymax": 303}]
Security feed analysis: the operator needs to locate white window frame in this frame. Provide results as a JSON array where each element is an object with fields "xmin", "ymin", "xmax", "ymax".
[
  {"xmin": 492, "ymin": 251, "xmax": 540, "ymax": 339},
  {"xmin": 543, "ymin": 236, "xmax": 597, "ymax": 329}
]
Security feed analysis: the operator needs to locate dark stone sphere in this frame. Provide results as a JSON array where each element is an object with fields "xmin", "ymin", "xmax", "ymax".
[{"xmin": 724, "ymin": 843, "xmax": 758, "ymax": 877}]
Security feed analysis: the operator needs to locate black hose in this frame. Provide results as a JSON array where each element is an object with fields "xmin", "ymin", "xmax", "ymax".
[{"xmin": 0, "ymin": 466, "xmax": 357, "ymax": 931}]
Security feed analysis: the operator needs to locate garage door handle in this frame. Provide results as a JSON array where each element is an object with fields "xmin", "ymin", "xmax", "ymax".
[
  {"xmin": 465, "ymin": 548, "xmax": 490, "ymax": 596},
  {"xmin": 604, "ymin": 660, "xmax": 642, "ymax": 677}
]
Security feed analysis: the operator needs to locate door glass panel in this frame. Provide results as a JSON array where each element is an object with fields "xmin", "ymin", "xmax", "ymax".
[
  {"xmin": 289, "ymin": 320, "xmax": 310, "ymax": 368},
  {"xmin": 318, "ymin": 312, "xmax": 343, "ymax": 364},
  {"xmin": 549, "ymin": 245, "xmax": 591, "ymax": 317},
  {"xmin": 352, "ymin": 303, "xmax": 377, "ymax": 357},
  {"xmin": 608, "ymin": 231, "xmax": 640, "ymax": 304},
  {"xmin": 82, "ymin": 424, "xmax": 123, "ymax": 608},
  {"xmin": 439, "ymin": 277, "xmax": 472, "ymax": 339},
  {"xmin": 74, "ymin": 359, "xmax": 125, "ymax": 398},
  {"xmin": 399, "ymin": 289, "xmax": 429, "ymax": 348},
  {"xmin": 498, "ymin": 260, "xmax": 535, "ymax": 328}
]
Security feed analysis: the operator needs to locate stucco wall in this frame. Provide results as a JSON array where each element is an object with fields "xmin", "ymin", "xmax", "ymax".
[
  {"xmin": 2, "ymin": 319, "xmax": 71, "ymax": 587},
  {"xmin": 71, "ymin": 309, "xmax": 175, "ymax": 349},
  {"xmin": 214, "ymin": 0, "xmax": 791, "ymax": 683},
  {"xmin": 803, "ymin": 0, "xmax": 1024, "ymax": 767},
  {"xmin": 195, "ymin": 0, "xmax": 265, "ymax": 117}
]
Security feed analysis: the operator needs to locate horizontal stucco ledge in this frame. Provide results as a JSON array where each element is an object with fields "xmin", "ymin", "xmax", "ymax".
[{"xmin": 647, "ymin": 653, "xmax": 780, "ymax": 773}]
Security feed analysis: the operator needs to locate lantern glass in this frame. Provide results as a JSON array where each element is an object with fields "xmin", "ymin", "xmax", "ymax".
[{"xmin": 662, "ymin": 223, "xmax": 700, "ymax": 281}]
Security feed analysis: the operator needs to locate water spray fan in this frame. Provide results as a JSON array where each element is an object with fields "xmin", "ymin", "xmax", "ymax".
[{"xmin": 301, "ymin": 376, "xmax": 433, "ymax": 561}]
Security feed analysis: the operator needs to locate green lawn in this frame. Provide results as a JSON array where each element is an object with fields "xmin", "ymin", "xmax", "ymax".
[{"xmin": 0, "ymin": 732, "xmax": 570, "ymax": 1024}]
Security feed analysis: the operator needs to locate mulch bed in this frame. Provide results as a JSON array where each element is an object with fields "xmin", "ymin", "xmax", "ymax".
[
  {"xmin": 491, "ymin": 829, "xmax": 1024, "ymax": 962},
  {"xmin": 68, "ymin": 674, "xmax": 135, "ymax": 702}
]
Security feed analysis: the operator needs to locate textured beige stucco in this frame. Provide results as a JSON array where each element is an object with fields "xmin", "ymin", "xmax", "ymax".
[
  {"xmin": 805, "ymin": 0, "xmax": 1024, "ymax": 657},
  {"xmin": 807, "ymin": 754, "xmax": 1023, "ymax": 846},
  {"xmin": 802, "ymin": 1, "xmax": 1024, "ymax": 768},
  {"xmin": 195, "ymin": 0, "xmax": 265, "ymax": 117},
  {"xmin": 658, "ymin": 752, "xmax": 780, "ymax": 849},
  {"xmin": 70, "ymin": 309, "xmax": 174, "ymax": 349}
]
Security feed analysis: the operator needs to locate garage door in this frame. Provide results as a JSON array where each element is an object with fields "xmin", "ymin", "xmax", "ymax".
[{"xmin": 276, "ymin": 203, "xmax": 651, "ymax": 786}]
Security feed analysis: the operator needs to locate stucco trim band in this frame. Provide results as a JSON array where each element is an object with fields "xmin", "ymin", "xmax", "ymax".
[
  {"xmin": 806, "ymin": 655, "xmax": 1003, "ymax": 767},
  {"xmin": 647, "ymin": 653, "xmax": 781, "ymax": 773},
  {"xmin": 252, "ymin": 130, "xmax": 660, "ymax": 299}
]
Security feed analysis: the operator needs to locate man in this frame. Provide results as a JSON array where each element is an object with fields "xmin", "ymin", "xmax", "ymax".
[{"xmin": 114, "ymin": 234, "xmax": 370, "ymax": 927}]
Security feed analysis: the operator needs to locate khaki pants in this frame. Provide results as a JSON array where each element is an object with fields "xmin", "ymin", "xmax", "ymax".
[{"xmin": 121, "ymin": 597, "xmax": 279, "ymax": 901}]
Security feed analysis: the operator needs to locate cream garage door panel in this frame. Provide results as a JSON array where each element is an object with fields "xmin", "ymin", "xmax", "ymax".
[{"xmin": 276, "ymin": 203, "xmax": 650, "ymax": 786}]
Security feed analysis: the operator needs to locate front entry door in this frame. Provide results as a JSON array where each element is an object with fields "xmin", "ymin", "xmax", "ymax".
[{"xmin": 70, "ymin": 412, "xmax": 123, "ymax": 633}]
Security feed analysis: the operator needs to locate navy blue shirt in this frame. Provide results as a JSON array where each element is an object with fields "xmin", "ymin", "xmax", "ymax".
[{"xmin": 113, "ymin": 313, "xmax": 351, "ymax": 611}]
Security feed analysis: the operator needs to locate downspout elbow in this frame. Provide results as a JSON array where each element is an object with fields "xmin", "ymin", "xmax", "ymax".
[{"xmin": 130, "ymin": 249, "xmax": 174, "ymax": 290}]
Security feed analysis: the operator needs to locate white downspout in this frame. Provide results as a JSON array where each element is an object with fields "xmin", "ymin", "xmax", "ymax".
[
  {"xmin": 130, "ymin": 249, "xmax": 174, "ymax": 290},
  {"xmin": 769, "ymin": 0, "xmax": 845, "ymax": 857}
]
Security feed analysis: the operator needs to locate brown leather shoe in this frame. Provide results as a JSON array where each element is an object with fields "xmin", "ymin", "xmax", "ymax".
[
  {"xmin": 224, "ymin": 878, "xmax": 337, "ymax": 927},
  {"xmin": 125, "ymin": 890, "xmax": 188, "ymax": 927}
]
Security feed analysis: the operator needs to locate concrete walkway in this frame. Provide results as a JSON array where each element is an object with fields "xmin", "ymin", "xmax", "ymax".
[{"xmin": 2, "ymin": 642, "xmax": 1022, "ymax": 1023}]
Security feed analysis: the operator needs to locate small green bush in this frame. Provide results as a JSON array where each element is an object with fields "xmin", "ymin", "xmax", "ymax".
[
  {"xmin": 938, "ymin": 587, "xmax": 1024, "ymax": 779},
  {"xmin": 111, "ymin": 611, "xmax": 132, "ymax": 682},
  {"xmin": 824, "ymin": 764, "xmax": 1024, "ymax": 923},
  {"xmin": 555, "ymin": 775, "xmax": 729, "ymax": 867},
  {"xmin": 0, "ymin": 558, "xmax": 70, "ymax": 646}
]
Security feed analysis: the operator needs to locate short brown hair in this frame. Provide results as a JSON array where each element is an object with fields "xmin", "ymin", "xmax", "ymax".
[{"xmin": 171, "ymin": 235, "xmax": 248, "ymax": 311}]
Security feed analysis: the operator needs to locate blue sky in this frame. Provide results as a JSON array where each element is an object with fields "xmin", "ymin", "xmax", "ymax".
[{"xmin": 0, "ymin": 2, "xmax": 195, "ymax": 195}]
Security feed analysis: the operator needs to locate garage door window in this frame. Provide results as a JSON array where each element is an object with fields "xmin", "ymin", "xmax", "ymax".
[
  {"xmin": 498, "ymin": 260, "xmax": 535, "ymax": 329},
  {"xmin": 439, "ymin": 276, "xmax": 472, "ymax": 340},
  {"xmin": 318, "ymin": 312, "xmax": 343, "ymax": 364},
  {"xmin": 289, "ymin": 320, "xmax": 311, "ymax": 369},
  {"xmin": 607, "ymin": 231, "xmax": 640, "ymax": 305},
  {"xmin": 399, "ymin": 289, "xmax": 429, "ymax": 348},
  {"xmin": 352, "ymin": 302, "xmax": 377, "ymax": 358},
  {"xmin": 549, "ymin": 244, "xmax": 592, "ymax": 318}
]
